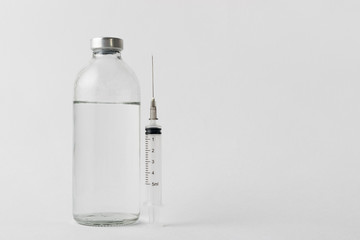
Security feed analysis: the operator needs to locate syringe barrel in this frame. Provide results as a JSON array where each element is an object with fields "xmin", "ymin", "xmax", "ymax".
[{"xmin": 145, "ymin": 126, "xmax": 162, "ymax": 206}]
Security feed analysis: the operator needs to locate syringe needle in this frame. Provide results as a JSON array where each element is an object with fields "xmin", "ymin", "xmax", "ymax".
[
  {"xmin": 151, "ymin": 55, "xmax": 155, "ymax": 99},
  {"xmin": 150, "ymin": 56, "xmax": 158, "ymax": 120}
]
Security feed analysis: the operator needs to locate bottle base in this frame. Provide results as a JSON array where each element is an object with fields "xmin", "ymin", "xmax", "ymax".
[{"xmin": 74, "ymin": 212, "xmax": 139, "ymax": 227}]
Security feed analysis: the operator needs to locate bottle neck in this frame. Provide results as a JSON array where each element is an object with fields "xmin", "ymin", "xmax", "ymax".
[{"xmin": 92, "ymin": 49, "xmax": 122, "ymax": 59}]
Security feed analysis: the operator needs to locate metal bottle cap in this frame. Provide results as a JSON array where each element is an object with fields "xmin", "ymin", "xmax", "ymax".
[{"xmin": 90, "ymin": 37, "xmax": 123, "ymax": 51}]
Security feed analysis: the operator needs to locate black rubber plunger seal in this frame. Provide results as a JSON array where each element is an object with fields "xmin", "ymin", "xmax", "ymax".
[{"xmin": 145, "ymin": 127, "xmax": 162, "ymax": 135}]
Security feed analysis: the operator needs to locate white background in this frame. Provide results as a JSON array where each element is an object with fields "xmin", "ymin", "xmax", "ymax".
[{"xmin": 0, "ymin": 0, "xmax": 359, "ymax": 239}]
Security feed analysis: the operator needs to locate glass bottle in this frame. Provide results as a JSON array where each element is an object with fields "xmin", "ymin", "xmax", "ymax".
[{"xmin": 73, "ymin": 37, "xmax": 140, "ymax": 226}]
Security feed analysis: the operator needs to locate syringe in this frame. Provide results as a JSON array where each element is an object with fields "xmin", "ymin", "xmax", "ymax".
[{"xmin": 144, "ymin": 56, "xmax": 162, "ymax": 224}]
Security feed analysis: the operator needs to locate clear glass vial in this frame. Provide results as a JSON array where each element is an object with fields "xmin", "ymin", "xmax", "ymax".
[{"xmin": 73, "ymin": 37, "xmax": 140, "ymax": 226}]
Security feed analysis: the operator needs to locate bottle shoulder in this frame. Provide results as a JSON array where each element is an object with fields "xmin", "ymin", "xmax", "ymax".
[
  {"xmin": 74, "ymin": 58, "xmax": 140, "ymax": 103},
  {"xmin": 76, "ymin": 58, "xmax": 139, "ymax": 84}
]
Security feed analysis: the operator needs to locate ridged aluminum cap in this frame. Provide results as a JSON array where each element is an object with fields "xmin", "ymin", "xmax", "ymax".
[{"xmin": 90, "ymin": 37, "xmax": 123, "ymax": 51}]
